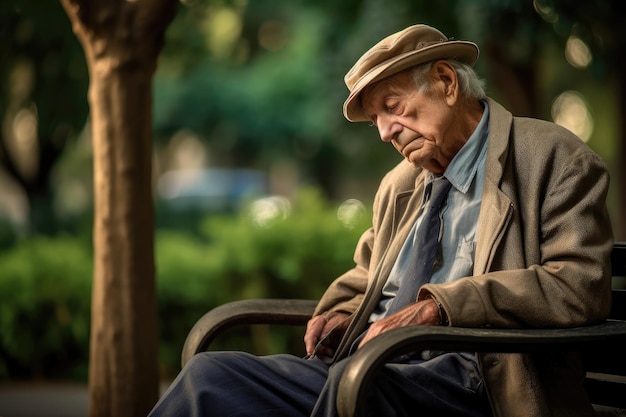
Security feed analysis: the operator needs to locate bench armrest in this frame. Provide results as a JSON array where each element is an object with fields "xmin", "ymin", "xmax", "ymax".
[
  {"xmin": 180, "ymin": 298, "xmax": 626, "ymax": 415},
  {"xmin": 337, "ymin": 320, "xmax": 626, "ymax": 417},
  {"xmin": 181, "ymin": 298, "xmax": 318, "ymax": 367}
]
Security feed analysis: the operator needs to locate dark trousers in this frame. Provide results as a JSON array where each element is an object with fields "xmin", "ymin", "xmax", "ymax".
[{"xmin": 148, "ymin": 351, "xmax": 492, "ymax": 417}]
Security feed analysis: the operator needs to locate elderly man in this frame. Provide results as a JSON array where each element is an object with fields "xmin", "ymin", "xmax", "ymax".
[{"xmin": 149, "ymin": 24, "xmax": 613, "ymax": 417}]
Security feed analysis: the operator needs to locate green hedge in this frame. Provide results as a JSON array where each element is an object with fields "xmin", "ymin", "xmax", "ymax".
[
  {"xmin": 0, "ymin": 188, "xmax": 371, "ymax": 381},
  {"xmin": 0, "ymin": 235, "xmax": 93, "ymax": 380}
]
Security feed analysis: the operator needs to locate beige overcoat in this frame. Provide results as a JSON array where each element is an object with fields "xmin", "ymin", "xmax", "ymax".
[{"xmin": 314, "ymin": 98, "xmax": 613, "ymax": 417}]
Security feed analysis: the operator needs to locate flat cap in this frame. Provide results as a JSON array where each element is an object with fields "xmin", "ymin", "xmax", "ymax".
[{"xmin": 343, "ymin": 24, "xmax": 479, "ymax": 122}]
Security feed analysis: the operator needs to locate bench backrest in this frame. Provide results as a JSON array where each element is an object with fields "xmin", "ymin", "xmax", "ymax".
[
  {"xmin": 609, "ymin": 242, "xmax": 626, "ymax": 319},
  {"xmin": 584, "ymin": 242, "xmax": 626, "ymax": 411}
]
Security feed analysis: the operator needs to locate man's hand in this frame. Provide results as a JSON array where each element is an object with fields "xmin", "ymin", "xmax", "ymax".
[
  {"xmin": 304, "ymin": 311, "xmax": 350, "ymax": 360},
  {"xmin": 358, "ymin": 298, "xmax": 440, "ymax": 349}
]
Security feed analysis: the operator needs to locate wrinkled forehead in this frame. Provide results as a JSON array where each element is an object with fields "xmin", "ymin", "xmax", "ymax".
[{"xmin": 360, "ymin": 70, "xmax": 417, "ymax": 111}]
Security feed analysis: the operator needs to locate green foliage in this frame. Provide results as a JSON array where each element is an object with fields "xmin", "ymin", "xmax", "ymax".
[
  {"xmin": 0, "ymin": 189, "xmax": 371, "ymax": 380},
  {"xmin": 155, "ymin": 10, "xmax": 336, "ymax": 162},
  {"xmin": 155, "ymin": 188, "xmax": 370, "ymax": 376},
  {"xmin": 1, "ymin": 1, "xmax": 89, "ymax": 235},
  {"xmin": 198, "ymin": 188, "xmax": 365, "ymax": 298},
  {"xmin": 0, "ymin": 236, "xmax": 92, "ymax": 380}
]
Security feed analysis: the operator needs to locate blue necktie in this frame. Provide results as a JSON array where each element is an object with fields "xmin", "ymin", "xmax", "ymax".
[{"xmin": 385, "ymin": 176, "xmax": 453, "ymax": 315}]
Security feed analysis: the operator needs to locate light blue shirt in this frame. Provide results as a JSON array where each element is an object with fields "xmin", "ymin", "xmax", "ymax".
[{"xmin": 370, "ymin": 100, "xmax": 490, "ymax": 321}]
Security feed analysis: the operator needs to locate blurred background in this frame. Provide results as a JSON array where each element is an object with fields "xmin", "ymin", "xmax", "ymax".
[{"xmin": 0, "ymin": 0, "xmax": 624, "ymax": 393}]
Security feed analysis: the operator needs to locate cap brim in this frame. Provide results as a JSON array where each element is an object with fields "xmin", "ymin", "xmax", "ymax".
[{"xmin": 343, "ymin": 41, "xmax": 478, "ymax": 122}]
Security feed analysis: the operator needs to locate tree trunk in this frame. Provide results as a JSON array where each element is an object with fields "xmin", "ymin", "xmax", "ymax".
[
  {"xmin": 88, "ymin": 64, "xmax": 159, "ymax": 417},
  {"xmin": 59, "ymin": 1, "xmax": 177, "ymax": 416}
]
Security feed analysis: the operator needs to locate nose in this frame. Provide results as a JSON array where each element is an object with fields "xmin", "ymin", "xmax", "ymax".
[{"xmin": 377, "ymin": 116, "xmax": 402, "ymax": 143}]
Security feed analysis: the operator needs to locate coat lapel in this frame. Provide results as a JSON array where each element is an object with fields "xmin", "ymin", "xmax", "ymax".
[
  {"xmin": 474, "ymin": 98, "xmax": 514, "ymax": 274},
  {"xmin": 474, "ymin": 178, "xmax": 512, "ymax": 274},
  {"xmin": 376, "ymin": 172, "xmax": 429, "ymax": 286}
]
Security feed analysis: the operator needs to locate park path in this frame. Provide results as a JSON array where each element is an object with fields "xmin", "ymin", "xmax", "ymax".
[
  {"xmin": 0, "ymin": 381, "xmax": 88, "ymax": 417},
  {"xmin": 0, "ymin": 381, "xmax": 170, "ymax": 417}
]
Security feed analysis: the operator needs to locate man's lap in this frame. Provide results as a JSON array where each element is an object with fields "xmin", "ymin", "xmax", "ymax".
[
  {"xmin": 148, "ymin": 351, "xmax": 491, "ymax": 417},
  {"xmin": 149, "ymin": 353, "xmax": 329, "ymax": 417}
]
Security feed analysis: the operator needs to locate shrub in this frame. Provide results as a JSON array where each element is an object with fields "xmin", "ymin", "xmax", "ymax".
[
  {"xmin": 0, "ymin": 235, "xmax": 93, "ymax": 380},
  {"xmin": 155, "ymin": 188, "xmax": 370, "ymax": 376},
  {"xmin": 0, "ymin": 188, "xmax": 372, "ymax": 380}
]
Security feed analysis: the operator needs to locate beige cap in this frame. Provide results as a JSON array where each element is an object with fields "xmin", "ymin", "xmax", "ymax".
[{"xmin": 343, "ymin": 24, "xmax": 479, "ymax": 122}]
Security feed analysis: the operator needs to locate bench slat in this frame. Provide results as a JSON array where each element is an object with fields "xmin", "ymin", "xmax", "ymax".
[{"xmin": 584, "ymin": 378, "xmax": 626, "ymax": 409}]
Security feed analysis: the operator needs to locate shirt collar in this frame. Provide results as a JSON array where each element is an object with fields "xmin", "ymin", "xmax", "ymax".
[{"xmin": 438, "ymin": 100, "xmax": 490, "ymax": 193}]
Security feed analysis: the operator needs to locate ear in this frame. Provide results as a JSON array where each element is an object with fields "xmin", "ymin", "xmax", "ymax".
[{"xmin": 433, "ymin": 61, "xmax": 458, "ymax": 106}]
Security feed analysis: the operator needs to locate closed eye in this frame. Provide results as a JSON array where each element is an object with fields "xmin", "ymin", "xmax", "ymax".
[{"xmin": 365, "ymin": 114, "xmax": 378, "ymax": 127}]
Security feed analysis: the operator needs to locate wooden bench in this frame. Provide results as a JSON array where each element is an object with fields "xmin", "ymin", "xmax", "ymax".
[{"xmin": 182, "ymin": 242, "xmax": 626, "ymax": 416}]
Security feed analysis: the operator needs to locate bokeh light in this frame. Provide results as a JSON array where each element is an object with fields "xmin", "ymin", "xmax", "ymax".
[{"xmin": 551, "ymin": 91, "xmax": 594, "ymax": 142}]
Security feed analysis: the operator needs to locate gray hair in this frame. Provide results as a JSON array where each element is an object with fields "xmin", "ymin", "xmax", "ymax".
[{"xmin": 410, "ymin": 60, "xmax": 486, "ymax": 100}]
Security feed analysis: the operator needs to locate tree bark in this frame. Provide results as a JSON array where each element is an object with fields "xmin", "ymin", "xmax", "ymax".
[{"xmin": 59, "ymin": 1, "xmax": 177, "ymax": 416}]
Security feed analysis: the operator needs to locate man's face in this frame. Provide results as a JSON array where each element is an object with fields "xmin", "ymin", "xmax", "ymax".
[{"xmin": 360, "ymin": 66, "xmax": 465, "ymax": 174}]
